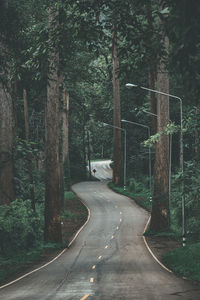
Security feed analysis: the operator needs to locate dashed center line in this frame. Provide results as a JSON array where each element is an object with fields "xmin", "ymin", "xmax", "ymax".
[
  {"xmin": 90, "ymin": 277, "xmax": 94, "ymax": 283},
  {"xmin": 80, "ymin": 294, "xmax": 90, "ymax": 300},
  {"xmin": 92, "ymin": 265, "xmax": 96, "ymax": 269},
  {"xmin": 116, "ymin": 226, "xmax": 119, "ymax": 230},
  {"xmin": 120, "ymin": 218, "xmax": 122, "ymax": 222},
  {"xmin": 98, "ymin": 255, "xmax": 102, "ymax": 260},
  {"xmin": 111, "ymin": 235, "xmax": 114, "ymax": 239},
  {"xmin": 120, "ymin": 212, "xmax": 122, "ymax": 215},
  {"xmin": 105, "ymin": 245, "xmax": 108, "ymax": 249}
]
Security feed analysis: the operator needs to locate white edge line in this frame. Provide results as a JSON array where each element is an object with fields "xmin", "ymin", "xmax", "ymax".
[
  {"xmin": 0, "ymin": 189, "xmax": 91, "ymax": 290},
  {"xmin": 107, "ymin": 182, "xmax": 173, "ymax": 274},
  {"xmin": 143, "ymin": 216, "xmax": 173, "ymax": 273}
]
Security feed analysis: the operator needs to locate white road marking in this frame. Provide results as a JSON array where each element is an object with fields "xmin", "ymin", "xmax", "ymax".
[
  {"xmin": 90, "ymin": 278, "xmax": 94, "ymax": 283},
  {"xmin": 143, "ymin": 216, "xmax": 172, "ymax": 273},
  {"xmin": 98, "ymin": 255, "xmax": 102, "ymax": 260},
  {"xmin": 0, "ymin": 197, "xmax": 91, "ymax": 290},
  {"xmin": 92, "ymin": 265, "xmax": 96, "ymax": 269},
  {"xmin": 105, "ymin": 245, "xmax": 108, "ymax": 249}
]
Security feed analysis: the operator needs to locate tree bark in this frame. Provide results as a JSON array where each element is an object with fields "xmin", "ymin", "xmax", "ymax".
[
  {"xmin": 150, "ymin": 4, "xmax": 170, "ymax": 232},
  {"xmin": 60, "ymin": 90, "xmax": 70, "ymax": 192},
  {"xmin": 146, "ymin": 1, "xmax": 157, "ymax": 135},
  {"xmin": 44, "ymin": 5, "xmax": 62, "ymax": 243},
  {"xmin": 0, "ymin": 0, "xmax": 14, "ymax": 205},
  {"xmin": 112, "ymin": 22, "xmax": 122, "ymax": 185},
  {"xmin": 23, "ymin": 89, "xmax": 35, "ymax": 211}
]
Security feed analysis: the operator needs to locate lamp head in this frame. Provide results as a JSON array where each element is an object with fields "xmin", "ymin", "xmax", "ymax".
[{"xmin": 125, "ymin": 83, "xmax": 138, "ymax": 89}]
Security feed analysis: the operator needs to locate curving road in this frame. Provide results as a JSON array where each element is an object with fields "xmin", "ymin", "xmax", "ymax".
[
  {"xmin": 0, "ymin": 161, "xmax": 199, "ymax": 299},
  {"xmin": 89, "ymin": 160, "xmax": 113, "ymax": 181}
]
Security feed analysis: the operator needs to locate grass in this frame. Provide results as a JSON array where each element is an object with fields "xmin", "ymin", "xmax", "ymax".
[
  {"xmin": 0, "ymin": 242, "xmax": 65, "ymax": 284},
  {"xmin": 108, "ymin": 181, "xmax": 152, "ymax": 212},
  {"xmin": 144, "ymin": 228, "xmax": 178, "ymax": 239},
  {"xmin": 162, "ymin": 243, "xmax": 200, "ymax": 282}
]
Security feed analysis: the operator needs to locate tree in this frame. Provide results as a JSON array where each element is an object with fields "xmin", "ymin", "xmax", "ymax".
[
  {"xmin": 150, "ymin": 1, "xmax": 170, "ymax": 231},
  {"xmin": 146, "ymin": 0, "xmax": 157, "ymax": 135},
  {"xmin": 23, "ymin": 89, "xmax": 35, "ymax": 211},
  {"xmin": 112, "ymin": 21, "xmax": 122, "ymax": 185},
  {"xmin": 44, "ymin": 2, "xmax": 62, "ymax": 243},
  {"xmin": 0, "ymin": 0, "xmax": 14, "ymax": 205}
]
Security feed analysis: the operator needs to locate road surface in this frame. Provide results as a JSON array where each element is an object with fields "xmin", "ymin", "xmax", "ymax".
[
  {"xmin": 0, "ymin": 161, "xmax": 199, "ymax": 299},
  {"xmin": 89, "ymin": 160, "xmax": 112, "ymax": 180}
]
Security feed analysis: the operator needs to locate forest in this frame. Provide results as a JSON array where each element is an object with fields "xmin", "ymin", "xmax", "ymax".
[{"xmin": 0, "ymin": 0, "xmax": 200, "ymax": 283}]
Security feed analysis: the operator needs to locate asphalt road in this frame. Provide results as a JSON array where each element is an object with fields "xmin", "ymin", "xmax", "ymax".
[
  {"xmin": 89, "ymin": 160, "xmax": 113, "ymax": 180},
  {"xmin": 0, "ymin": 161, "xmax": 199, "ymax": 299}
]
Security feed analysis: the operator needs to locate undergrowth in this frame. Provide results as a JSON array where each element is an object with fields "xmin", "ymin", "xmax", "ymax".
[
  {"xmin": 162, "ymin": 243, "xmax": 200, "ymax": 282},
  {"xmin": 108, "ymin": 177, "xmax": 151, "ymax": 212}
]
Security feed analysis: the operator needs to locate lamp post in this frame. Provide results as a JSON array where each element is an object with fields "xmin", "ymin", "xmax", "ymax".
[
  {"xmin": 126, "ymin": 83, "xmax": 185, "ymax": 246},
  {"xmin": 121, "ymin": 119, "xmax": 152, "ymax": 202},
  {"xmin": 103, "ymin": 122, "xmax": 126, "ymax": 190}
]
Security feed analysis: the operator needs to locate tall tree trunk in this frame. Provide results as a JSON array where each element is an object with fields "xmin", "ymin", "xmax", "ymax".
[
  {"xmin": 23, "ymin": 89, "xmax": 35, "ymax": 211},
  {"xmin": 44, "ymin": 4, "xmax": 62, "ymax": 243},
  {"xmin": 146, "ymin": 1, "xmax": 157, "ymax": 135},
  {"xmin": 60, "ymin": 90, "xmax": 70, "ymax": 192},
  {"xmin": 150, "ymin": 4, "xmax": 170, "ymax": 232},
  {"xmin": 112, "ymin": 22, "xmax": 122, "ymax": 185},
  {"xmin": 87, "ymin": 130, "xmax": 91, "ymax": 179},
  {"xmin": 0, "ymin": 0, "xmax": 14, "ymax": 205}
]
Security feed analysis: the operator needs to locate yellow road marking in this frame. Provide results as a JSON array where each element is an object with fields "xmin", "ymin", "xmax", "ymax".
[{"xmin": 80, "ymin": 294, "xmax": 90, "ymax": 300}]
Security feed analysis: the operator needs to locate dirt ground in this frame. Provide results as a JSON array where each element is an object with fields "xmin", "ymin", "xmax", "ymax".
[{"xmin": 145, "ymin": 235, "xmax": 181, "ymax": 265}]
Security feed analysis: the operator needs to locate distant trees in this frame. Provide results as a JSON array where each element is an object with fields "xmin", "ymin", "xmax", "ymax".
[{"xmin": 0, "ymin": 0, "xmax": 14, "ymax": 205}]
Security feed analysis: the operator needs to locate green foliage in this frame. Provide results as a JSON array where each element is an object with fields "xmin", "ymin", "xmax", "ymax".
[
  {"xmin": 143, "ymin": 122, "xmax": 179, "ymax": 147},
  {"xmin": 109, "ymin": 177, "xmax": 151, "ymax": 212},
  {"xmin": 13, "ymin": 137, "xmax": 45, "ymax": 203},
  {"xmin": 170, "ymin": 160, "xmax": 200, "ymax": 242},
  {"xmin": 61, "ymin": 210, "xmax": 77, "ymax": 221},
  {"xmin": 0, "ymin": 199, "xmax": 43, "ymax": 255},
  {"xmin": 162, "ymin": 243, "xmax": 200, "ymax": 282}
]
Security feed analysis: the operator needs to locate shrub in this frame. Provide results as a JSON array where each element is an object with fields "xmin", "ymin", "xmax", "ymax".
[{"xmin": 0, "ymin": 199, "xmax": 43, "ymax": 255}]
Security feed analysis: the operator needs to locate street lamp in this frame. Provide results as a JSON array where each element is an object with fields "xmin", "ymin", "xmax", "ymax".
[
  {"xmin": 126, "ymin": 83, "xmax": 185, "ymax": 246},
  {"xmin": 121, "ymin": 119, "xmax": 152, "ymax": 202},
  {"xmin": 103, "ymin": 122, "xmax": 127, "ymax": 190}
]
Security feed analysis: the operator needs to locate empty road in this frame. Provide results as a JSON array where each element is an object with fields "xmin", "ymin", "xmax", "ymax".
[{"xmin": 0, "ymin": 161, "xmax": 199, "ymax": 299}]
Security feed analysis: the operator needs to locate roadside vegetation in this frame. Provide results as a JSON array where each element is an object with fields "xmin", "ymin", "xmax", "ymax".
[
  {"xmin": 109, "ymin": 165, "xmax": 200, "ymax": 282},
  {"xmin": 108, "ymin": 177, "xmax": 151, "ymax": 212},
  {"xmin": 0, "ymin": 189, "xmax": 88, "ymax": 284},
  {"xmin": 0, "ymin": 0, "xmax": 200, "ymax": 287}
]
